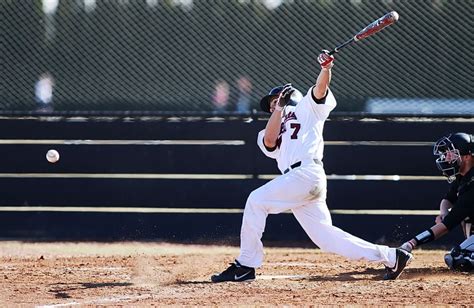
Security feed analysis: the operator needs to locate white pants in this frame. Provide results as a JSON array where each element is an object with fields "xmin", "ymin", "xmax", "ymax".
[{"xmin": 237, "ymin": 162, "xmax": 397, "ymax": 268}]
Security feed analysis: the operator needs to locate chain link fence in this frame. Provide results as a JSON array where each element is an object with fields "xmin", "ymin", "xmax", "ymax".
[{"xmin": 3, "ymin": 0, "xmax": 474, "ymax": 114}]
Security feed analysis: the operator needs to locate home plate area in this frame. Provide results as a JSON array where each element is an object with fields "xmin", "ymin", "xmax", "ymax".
[{"xmin": 0, "ymin": 242, "xmax": 471, "ymax": 306}]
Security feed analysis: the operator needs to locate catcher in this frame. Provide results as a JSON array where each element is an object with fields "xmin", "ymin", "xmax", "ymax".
[{"xmin": 400, "ymin": 132, "xmax": 474, "ymax": 272}]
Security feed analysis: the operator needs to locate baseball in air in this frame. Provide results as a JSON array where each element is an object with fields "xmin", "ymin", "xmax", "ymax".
[{"xmin": 46, "ymin": 149, "xmax": 60, "ymax": 163}]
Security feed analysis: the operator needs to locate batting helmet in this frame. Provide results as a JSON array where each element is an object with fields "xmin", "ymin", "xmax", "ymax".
[
  {"xmin": 433, "ymin": 132, "xmax": 474, "ymax": 182},
  {"xmin": 260, "ymin": 85, "xmax": 285, "ymax": 113},
  {"xmin": 259, "ymin": 85, "xmax": 303, "ymax": 113}
]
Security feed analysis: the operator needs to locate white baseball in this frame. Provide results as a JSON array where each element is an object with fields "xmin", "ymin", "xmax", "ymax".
[{"xmin": 46, "ymin": 149, "xmax": 60, "ymax": 163}]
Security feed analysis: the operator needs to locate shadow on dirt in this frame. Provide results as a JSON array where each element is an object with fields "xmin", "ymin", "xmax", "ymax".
[
  {"xmin": 303, "ymin": 266, "xmax": 453, "ymax": 281},
  {"xmin": 81, "ymin": 282, "xmax": 133, "ymax": 288},
  {"xmin": 174, "ymin": 280, "xmax": 213, "ymax": 285},
  {"xmin": 49, "ymin": 281, "xmax": 133, "ymax": 298}
]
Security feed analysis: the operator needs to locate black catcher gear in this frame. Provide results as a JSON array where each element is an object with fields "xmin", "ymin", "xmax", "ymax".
[
  {"xmin": 433, "ymin": 132, "xmax": 474, "ymax": 182},
  {"xmin": 444, "ymin": 236, "xmax": 474, "ymax": 272}
]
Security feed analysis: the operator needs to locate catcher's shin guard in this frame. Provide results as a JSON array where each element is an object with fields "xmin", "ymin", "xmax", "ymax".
[{"xmin": 444, "ymin": 235, "xmax": 474, "ymax": 272}]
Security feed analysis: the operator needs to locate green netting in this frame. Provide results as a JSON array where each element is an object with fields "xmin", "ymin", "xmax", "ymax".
[{"xmin": 2, "ymin": 0, "xmax": 474, "ymax": 114}]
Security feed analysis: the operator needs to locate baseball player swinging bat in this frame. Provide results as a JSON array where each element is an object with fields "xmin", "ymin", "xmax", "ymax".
[{"xmin": 328, "ymin": 11, "xmax": 400, "ymax": 55}]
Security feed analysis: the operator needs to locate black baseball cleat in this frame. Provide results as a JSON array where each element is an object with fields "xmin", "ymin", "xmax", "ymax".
[
  {"xmin": 211, "ymin": 260, "xmax": 255, "ymax": 283},
  {"xmin": 383, "ymin": 248, "xmax": 413, "ymax": 280}
]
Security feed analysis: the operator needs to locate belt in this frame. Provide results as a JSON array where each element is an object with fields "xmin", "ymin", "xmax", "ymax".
[
  {"xmin": 283, "ymin": 159, "xmax": 322, "ymax": 174},
  {"xmin": 283, "ymin": 162, "xmax": 301, "ymax": 174}
]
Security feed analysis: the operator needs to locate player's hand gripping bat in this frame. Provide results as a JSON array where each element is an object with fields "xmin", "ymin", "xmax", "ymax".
[{"xmin": 328, "ymin": 11, "xmax": 399, "ymax": 55}]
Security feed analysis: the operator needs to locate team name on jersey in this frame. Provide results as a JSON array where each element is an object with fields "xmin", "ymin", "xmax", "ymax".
[
  {"xmin": 279, "ymin": 111, "xmax": 298, "ymax": 134},
  {"xmin": 283, "ymin": 111, "xmax": 297, "ymax": 124}
]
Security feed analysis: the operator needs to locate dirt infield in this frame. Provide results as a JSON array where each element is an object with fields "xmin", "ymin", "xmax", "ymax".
[{"xmin": 0, "ymin": 242, "xmax": 472, "ymax": 306}]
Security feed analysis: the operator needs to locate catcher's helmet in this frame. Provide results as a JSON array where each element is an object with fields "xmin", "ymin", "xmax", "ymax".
[
  {"xmin": 433, "ymin": 132, "xmax": 474, "ymax": 182},
  {"xmin": 259, "ymin": 85, "xmax": 303, "ymax": 113}
]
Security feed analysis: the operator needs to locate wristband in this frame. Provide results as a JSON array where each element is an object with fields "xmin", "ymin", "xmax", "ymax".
[{"xmin": 413, "ymin": 229, "xmax": 435, "ymax": 246}]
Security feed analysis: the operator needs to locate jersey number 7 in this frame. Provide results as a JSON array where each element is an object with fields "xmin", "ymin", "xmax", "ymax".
[{"xmin": 290, "ymin": 123, "xmax": 301, "ymax": 139}]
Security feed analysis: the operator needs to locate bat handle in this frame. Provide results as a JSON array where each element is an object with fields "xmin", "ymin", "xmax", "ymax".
[{"xmin": 328, "ymin": 37, "xmax": 355, "ymax": 55}]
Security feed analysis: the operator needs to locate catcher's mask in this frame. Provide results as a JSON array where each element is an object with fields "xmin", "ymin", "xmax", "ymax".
[
  {"xmin": 259, "ymin": 85, "xmax": 302, "ymax": 113},
  {"xmin": 433, "ymin": 132, "xmax": 473, "ymax": 183}
]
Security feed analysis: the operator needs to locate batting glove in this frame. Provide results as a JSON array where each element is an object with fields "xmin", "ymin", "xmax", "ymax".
[
  {"xmin": 317, "ymin": 50, "xmax": 334, "ymax": 69},
  {"xmin": 276, "ymin": 83, "xmax": 296, "ymax": 110}
]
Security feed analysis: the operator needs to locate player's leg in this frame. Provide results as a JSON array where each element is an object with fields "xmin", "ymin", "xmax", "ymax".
[
  {"xmin": 211, "ymin": 167, "xmax": 326, "ymax": 282},
  {"xmin": 444, "ymin": 234, "xmax": 474, "ymax": 272},
  {"xmin": 237, "ymin": 171, "xmax": 323, "ymax": 268},
  {"xmin": 292, "ymin": 201, "xmax": 397, "ymax": 267},
  {"xmin": 211, "ymin": 172, "xmax": 316, "ymax": 282}
]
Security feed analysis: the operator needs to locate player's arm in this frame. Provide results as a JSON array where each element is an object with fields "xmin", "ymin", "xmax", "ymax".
[
  {"xmin": 401, "ymin": 194, "xmax": 473, "ymax": 252},
  {"xmin": 263, "ymin": 85, "xmax": 295, "ymax": 149},
  {"xmin": 400, "ymin": 223, "xmax": 449, "ymax": 252},
  {"xmin": 435, "ymin": 199, "xmax": 453, "ymax": 224},
  {"xmin": 263, "ymin": 108, "xmax": 282, "ymax": 149},
  {"xmin": 313, "ymin": 51, "xmax": 334, "ymax": 100}
]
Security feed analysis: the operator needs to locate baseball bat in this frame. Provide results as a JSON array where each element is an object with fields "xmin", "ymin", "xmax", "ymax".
[{"xmin": 328, "ymin": 11, "xmax": 399, "ymax": 55}]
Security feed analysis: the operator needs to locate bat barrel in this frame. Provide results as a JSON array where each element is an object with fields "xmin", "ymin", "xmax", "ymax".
[
  {"xmin": 327, "ymin": 11, "xmax": 399, "ymax": 55},
  {"xmin": 355, "ymin": 11, "xmax": 399, "ymax": 41}
]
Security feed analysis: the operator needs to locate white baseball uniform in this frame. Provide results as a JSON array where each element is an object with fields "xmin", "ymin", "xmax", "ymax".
[{"xmin": 237, "ymin": 87, "xmax": 398, "ymax": 268}]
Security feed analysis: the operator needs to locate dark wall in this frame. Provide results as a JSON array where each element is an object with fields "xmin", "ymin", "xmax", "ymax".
[{"xmin": 0, "ymin": 115, "xmax": 472, "ymax": 247}]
